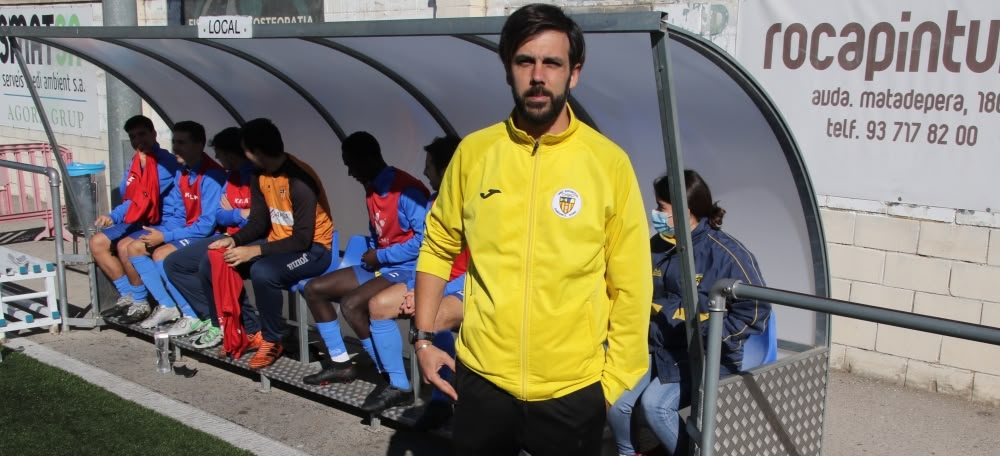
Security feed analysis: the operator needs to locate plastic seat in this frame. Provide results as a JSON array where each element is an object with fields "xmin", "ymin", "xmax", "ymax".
[
  {"xmin": 336, "ymin": 234, "xmax": 371, "ymax": 270},
  {"xmin": 289, "ymin": 232, "xmax": 373, "ymax": 293},
  {"xmin": 289, "ymin": 233, "xmax": 371, "ymax": 365},
  {"xmin": 289, "ymin": 231, "xmax": 343, "ymax": 294},
  {"xmin": 741, "ymin": 311, "xmax": 778, "ymax": 370}
]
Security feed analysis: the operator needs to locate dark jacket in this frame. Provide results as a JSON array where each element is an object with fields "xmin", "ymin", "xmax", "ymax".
[{"xmin": 649, "ymin": 218, "xmax": 770, "ymax": 383}]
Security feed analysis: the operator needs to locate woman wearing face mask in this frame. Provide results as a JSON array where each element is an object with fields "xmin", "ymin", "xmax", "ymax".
[{"xmin": 607, "ymin": 169, "xmax": 771, "ymax": 456}]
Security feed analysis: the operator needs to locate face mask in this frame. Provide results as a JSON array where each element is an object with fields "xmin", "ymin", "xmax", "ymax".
[{"xmin": 651, "ymin": 209, "xmax": 675, "ymax": 237}]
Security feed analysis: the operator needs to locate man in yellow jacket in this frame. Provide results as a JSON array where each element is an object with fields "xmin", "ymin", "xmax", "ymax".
[{"xmin": 413, "ymin": 4, "xmax": 652, "ymax": 455}]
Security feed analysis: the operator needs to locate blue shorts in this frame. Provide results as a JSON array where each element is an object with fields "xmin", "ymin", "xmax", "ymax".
[
  {"xmin": 128, "ymin": 223, "xmax": 193, "ymax": 250},
  {"xmin": 382, "ymin": 268, "xmax": 415, "ymax": 285},
  {"xmin": 351, "ymin": 265, "xmax": 415, "ymax": 285},
  {"xmin": 167, "ymin": 237, "xmax": 195, "ymax": 249},
  {"xmin": 101, "ymin": 222, "xmax": 141, "ymax": 242},
  {"xmin": 444, "ymin": 274, "xmax": 466, "ymax": 300},
  {"xmin": 404, "ymin": 274, "xmax": 465, "ymax": 299}
]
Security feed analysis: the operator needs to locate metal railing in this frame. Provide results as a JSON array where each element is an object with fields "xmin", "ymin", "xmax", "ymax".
[
  {"xmin": 7, "ymin": 33, "xmax": 97, "ymax": 330},
  {"xmin": 692, "ymin": 278, "xmax": 1000, "ymax": 456},
  {"xmin": 0, "ymin": 144, "xmax": 74, "ymax": 241},
  {"xmin": 0, "ymin": 159, "xmax": 69, "ymax": 333}
]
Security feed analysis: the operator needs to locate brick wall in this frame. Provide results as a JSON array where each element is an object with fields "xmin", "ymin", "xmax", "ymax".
[{"xmin": 823, "ymin": 200, "xmax": 1000, "ymax": 406}]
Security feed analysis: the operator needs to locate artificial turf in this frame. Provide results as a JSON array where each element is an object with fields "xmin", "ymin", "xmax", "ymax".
[{"xmin": 0, "ymin": 346, "xmax": 252, "ymax": 456}]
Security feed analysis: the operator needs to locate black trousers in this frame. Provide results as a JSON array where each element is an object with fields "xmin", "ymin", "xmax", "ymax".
[{"xmin": 452, "ymin": 361, "xmax": 606, "ymax": 456}]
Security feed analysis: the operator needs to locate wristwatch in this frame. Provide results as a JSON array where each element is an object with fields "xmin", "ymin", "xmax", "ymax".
[{"xmin": 410, "ymin": 327, "xmax": 436, "ymax": 344}]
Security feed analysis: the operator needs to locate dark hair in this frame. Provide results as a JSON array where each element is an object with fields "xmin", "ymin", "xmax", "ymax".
[
  {"xmin": 424, "ymin": 136, "xmax": 461, "ymax": 173},
  {"xmin": 240, "ymin": 118, "xmax": 284, "ymax": 158},
  {"xmin": 341, "ymin": 131, "xmax": 384, "ymax": 162},
  {"xmin": 498, "ymin": 4, "xmax": 585, "ymax": 75},
  {"xmin": 653, "ymin": 169, "xmax": 726, "ymax": 229},
  {"xmin": 172, "ymin": 120, "xmax": 206, "ymax": 145},
  {"xmin": 123, "ymin": 115, "xmax": 154, "ymax": 133},
  {"xmin": 210, "ymin": 127, "xmax": 242, "ymax": 155}
]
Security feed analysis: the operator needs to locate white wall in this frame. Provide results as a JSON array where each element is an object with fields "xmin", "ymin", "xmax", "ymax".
[{"xmin": 0, "ymin": 2, "xmax": 109, "ymax": 166}]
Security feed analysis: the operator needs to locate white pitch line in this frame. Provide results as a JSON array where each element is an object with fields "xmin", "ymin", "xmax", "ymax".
[{"xmin": 6, "ymin": 337, "xmax": 310, "ymax": 456}]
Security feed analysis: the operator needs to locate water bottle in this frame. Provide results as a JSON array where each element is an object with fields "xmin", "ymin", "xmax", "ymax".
[{"xmin": 154, "ymin": 327, "xmax": 172, "ymax": 374}]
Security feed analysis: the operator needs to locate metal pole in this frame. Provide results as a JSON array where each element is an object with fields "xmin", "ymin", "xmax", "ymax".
[
  {"xmin": 729, "ymin": 282, "xmax": 1000, "ymax": 346},
  {"xmin": 650, "ymin": 20, "xmax": 706, "ymax": 455},
  {"xmin": 701, "ymin": 280, "xmax": 738, "ymax": 456},
  {"xmin": 0, "ymin": 159, "xmax": 51, "ymax": 180},
  {"xmin": 92, "ymin": 1, "xmax": 142, "ymax": 320},
  {"xmin": 47, "ymin": 168, "xmax": 69, "ymax": 333},
  {"xmin": 297, "ymin": 294, "xmax": 309, "ymax": 366},
  {"xmin": 167, "ymin": 0, "xmax": 184, "ymax": 26},
  {"xmin": 102, "ymin": 0, "xmax": 140, "ymax": 204}
]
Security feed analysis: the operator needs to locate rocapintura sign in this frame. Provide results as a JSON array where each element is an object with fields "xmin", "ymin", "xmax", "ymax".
[
  {"xmin": 737, "ymin": 0, "xmax": 1000, "ymax": 212},
  {"xmin": 762, "ymin": 10, "xmax": 1000, "ymax": 82}
]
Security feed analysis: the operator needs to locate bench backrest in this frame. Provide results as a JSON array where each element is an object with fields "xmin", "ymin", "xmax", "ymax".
[{"xmin": 338, "ymin": 235, "xmax": 370, "ymax": 270}]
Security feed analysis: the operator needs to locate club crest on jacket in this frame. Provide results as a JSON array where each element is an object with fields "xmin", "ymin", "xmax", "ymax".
[{"xmin": 552, "ymin": 188, "xmax": 581, "ymax": 218}]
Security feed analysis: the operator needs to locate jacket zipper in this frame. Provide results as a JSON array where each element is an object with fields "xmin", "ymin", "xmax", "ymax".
[{"xmin": 522, "ymin": 139, "xmax": 541, "ymax": 399}]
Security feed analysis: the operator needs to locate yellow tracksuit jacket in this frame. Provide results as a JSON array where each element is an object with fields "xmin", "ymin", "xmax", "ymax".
[{"xmin": 417, "ymin": 110, "xmax": 652, "ymax": 403}]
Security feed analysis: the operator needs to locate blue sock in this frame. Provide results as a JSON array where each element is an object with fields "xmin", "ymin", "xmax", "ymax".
[
  {"xmin": 316, "ymin": 320, "xmax": 350, "ymax": 362},
  {"xmin": 130, "ymin": 256, "xmax": 173, "ymax": 307},
  {"xmin": 112, "ymin": 276, "xmax": 132, "ymax": 297},
  {"xmin": 131, "ymin": 283, "xmax": 148, "ymax": 302},
  {"xmin": 371, "ymin": 319, "xmax": 410, "ymax": 390},
  {"xmin": 156, "ymin": 260, "xmax": 196, "ymax": 318},
  {"xmin": 360, "ymin": 337, "xmax": 384, "ymax": 372},
  {"xmin": 430, "ymin": 331, "xmax": 455, "ymax": 402}
]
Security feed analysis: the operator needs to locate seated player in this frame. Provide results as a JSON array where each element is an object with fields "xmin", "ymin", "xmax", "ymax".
[
  {"xmin": 204, "ymin": 118, "xmax": 335, "ymax": 369},
  {"xmin": 94, "ymin": 115, "xmax": 179, "ymax": 323},
  {"xmin": 300, "ymin": 132, "xmax": 430, "ymax": 413},
  {"xmin": 162, "ymin": 126, "xmax": 256, "ymax": 349},
  {"xmin": 365, "ymin": 136, "xmax": 467, "ymax": 419}
]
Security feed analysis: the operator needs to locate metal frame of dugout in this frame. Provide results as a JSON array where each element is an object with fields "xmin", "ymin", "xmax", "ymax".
[{"xmin": 5, "ymin": 12, "xmax": 836, "ymax": 452}]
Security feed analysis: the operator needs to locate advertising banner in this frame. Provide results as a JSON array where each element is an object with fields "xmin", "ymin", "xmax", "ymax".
[
  {"xmin": 737, "ymin": 1, "xmax": 1000, "ymax": 211},
  {"xmin": 184, "ymin": 0, "xmax": 323, "ymax": 25},
  {"xmin": 0, "ymin": 4, "xmax": 99, "ymax": 138}
]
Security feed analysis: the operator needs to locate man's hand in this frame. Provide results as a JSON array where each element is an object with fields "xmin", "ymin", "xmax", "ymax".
[
  {"xmin": 361, "ymin": 249, "xmax": 379, "ymax": 268},
  {"xmin": 220, "ymin": 196, "xmax": 233, "ymax": 210},
  {"xmin": 208, "ymin": 236, "xmax": 235, "ymax": 250},
  {"xmin": 416, "ymin": 343, "xmax": 457, "ymax": 401},
  {"xmin": 222, "ymin": 245, "xmax": 260, "ymax": 267},
  {"xmin": 400, "ymin": 289, "xmax": 415, "ymax": 316},
  {"xmin": 240, "ymin": 208, "xmax": 251, "ymax": 218},
  {"xmin": 94, "ymin": 215, "xmax": 113, "ymax": 229},
  {"xmin": 139, "ymin": 226, "xmax": 165, "ymax": 248}
]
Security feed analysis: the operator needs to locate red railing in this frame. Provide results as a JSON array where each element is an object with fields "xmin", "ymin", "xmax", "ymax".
[{"xmin": 0, "ymin": 143, "xmax": 73, "ymax": 241}]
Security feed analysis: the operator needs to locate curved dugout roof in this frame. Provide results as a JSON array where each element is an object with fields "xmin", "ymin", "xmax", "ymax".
[{"xmin": 4, "ymin": 12, "xmax": 829, "ymax": 349}]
